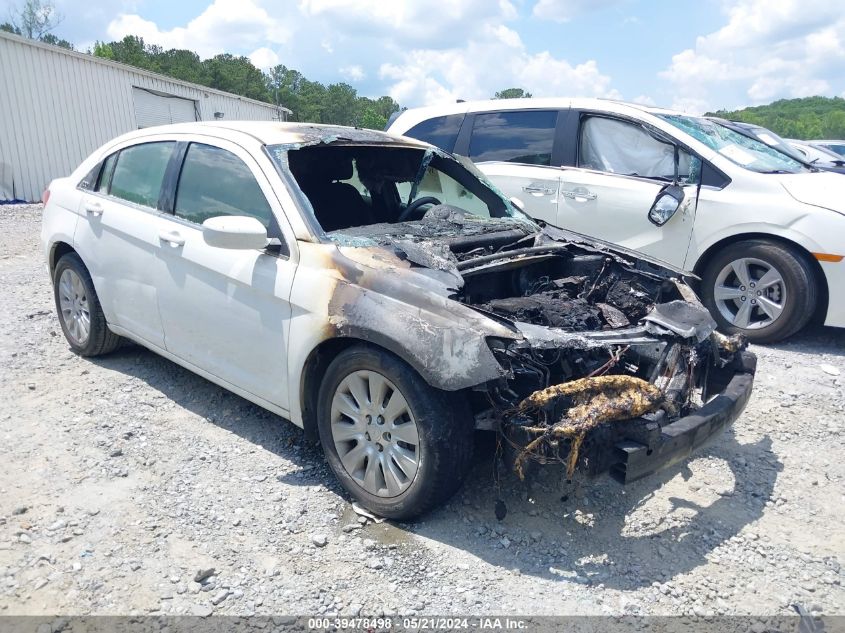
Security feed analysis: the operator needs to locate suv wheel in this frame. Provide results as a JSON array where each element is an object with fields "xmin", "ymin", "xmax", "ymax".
[
  {"xmin": 701, "ymin": 240, "xmax": 816, "ymax": 343},
  {"xmin": 53, "ymin": 253, "xmax": 122, "ymax": 356},
  {"xmin": 317, "ymin": 345, "xmax": 473, "ymax": 520}
]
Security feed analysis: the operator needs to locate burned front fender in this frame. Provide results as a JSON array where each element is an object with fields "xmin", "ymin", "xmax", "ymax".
[{"xmin": 286, "ymin": 241, "xmax": 518, "ymax": 425}]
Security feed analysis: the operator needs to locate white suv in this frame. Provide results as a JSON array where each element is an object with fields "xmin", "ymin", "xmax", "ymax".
[{"xmin": 388, "ymin": 98, "xmax": 845, "ymax": 342}]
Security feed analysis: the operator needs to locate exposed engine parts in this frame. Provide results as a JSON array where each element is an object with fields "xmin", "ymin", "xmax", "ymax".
[{"xmin": 430, "ymin": 226, "xmax": 749, "ymax": 481}]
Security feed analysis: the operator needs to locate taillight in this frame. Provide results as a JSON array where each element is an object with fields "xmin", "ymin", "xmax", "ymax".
[{"xmin": 42, "ymin": 189, "xmax": 51, "ymax": 205}]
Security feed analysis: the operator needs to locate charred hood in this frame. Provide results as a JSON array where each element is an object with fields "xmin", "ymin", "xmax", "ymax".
[{"xmin": 330, "ymin": 209, "xmax": 710, "ymax": 342}]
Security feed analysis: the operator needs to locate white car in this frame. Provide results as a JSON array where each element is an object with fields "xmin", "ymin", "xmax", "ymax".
[
  {"xmin": 786, "ymin": 139, "xmax": 845, "ymax": 170},
  {"xmin": 388, "ymin": 99, "xmax": 845, "ymax": 342},
  {"xmin": 41, "ymin": 122, "xmax": 756, "ymax": 519},
  {"xmin": 807, "ymin": 139, "xmax": 845, "ymax": 159}
]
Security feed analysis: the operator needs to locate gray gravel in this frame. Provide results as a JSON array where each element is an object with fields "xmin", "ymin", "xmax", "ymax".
[{"xmin": 1, "ymin": 203, "xmax": 844, "ymax": 616}]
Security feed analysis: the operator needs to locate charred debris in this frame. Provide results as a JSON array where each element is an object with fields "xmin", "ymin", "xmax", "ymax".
[{"xmin": 333, "ymin": 209, "xmax": 746, "ymax": 480}]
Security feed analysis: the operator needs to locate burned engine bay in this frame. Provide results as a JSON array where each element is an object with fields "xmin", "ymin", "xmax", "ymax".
[
  {"xmin": 334, "ymin": 211, "xmax": 747, "ymax": 483},
  {"xmin": 282, "ymin": 139, "xmax": 750, "ymax": 485}
]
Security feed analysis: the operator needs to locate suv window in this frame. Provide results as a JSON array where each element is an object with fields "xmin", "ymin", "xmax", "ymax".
[
  {"xmin": 469, "ymin": 110, "xmax": 557, "ymax": 165},
  {"xmin": 174, "ymin": 143, "xmax": 274, "ymax": 229},
  {"xmin": 404, "ymin": 114, "xmax": 464, "ymax": 152},
  {"xmin": 579, "ymin": 116, "xmax": 700, "ymax": 183},
  {"xmin": 108, "ymin": 142, "xmax": 175, "ymax": 208}
]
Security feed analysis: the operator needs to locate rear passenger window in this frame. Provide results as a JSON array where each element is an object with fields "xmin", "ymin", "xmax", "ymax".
[
  {"xmin": 174, "ymin": 143, "xmax": 274, "ymax": 230},
  {"xmin": 108, "ymin": 142, "xmax": 175, "ymax": 208},
  {"xmin": 469, "ymin": 110, "xmax": 557, "ymax": 165},
  {"xmin": 404, "ymin": 115, "xmax": 464, "ymax": 152}
]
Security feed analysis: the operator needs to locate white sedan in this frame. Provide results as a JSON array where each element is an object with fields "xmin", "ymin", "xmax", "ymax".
[{"xmin": 41, "ymin": 122, "xmax": 755, "ymax": 518}]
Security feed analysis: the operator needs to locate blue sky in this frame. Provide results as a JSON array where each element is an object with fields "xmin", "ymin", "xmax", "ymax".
[{"xmin": 5, "ymin": 0, "xmax": 844, "ymax": 113}]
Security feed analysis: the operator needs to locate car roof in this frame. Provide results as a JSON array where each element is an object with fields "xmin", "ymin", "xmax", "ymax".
[
  {"xmin": 388, "ymin": 97, "xmax": 692, "ymax": 132},
  {"xmin": 109, "ymin": 121, "xmax": 429, "ymax": 149}
]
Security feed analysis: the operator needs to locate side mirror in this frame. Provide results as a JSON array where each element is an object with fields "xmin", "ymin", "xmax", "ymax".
[
  {"xmin": 648, "ymin": 184, "xmax": 685, "ymax": 226},
  {"xmin": 202, "ymin": 216, "xmax": 268, "ymax": 250},
  {"xmin": 509, "ymin": 196, "xmax": 526, "ymax": 211}
]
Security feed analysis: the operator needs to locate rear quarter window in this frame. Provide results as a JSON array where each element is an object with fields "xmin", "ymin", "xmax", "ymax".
[{"xmin": 403, "ymin": 114, "xmax": 465, "ymax": 152}]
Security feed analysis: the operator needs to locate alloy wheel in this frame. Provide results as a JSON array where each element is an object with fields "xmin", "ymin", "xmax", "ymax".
[
  {"xmin": 713, "ymin": 257, "xmax": 786, "ymax": 330},
  {"xmin": 58, "ymin": 268, "xmax": 91, "ymax": 345},
  {"xmin": 330, "ymin": 370, "xmax": 420, "ymax": 497}
]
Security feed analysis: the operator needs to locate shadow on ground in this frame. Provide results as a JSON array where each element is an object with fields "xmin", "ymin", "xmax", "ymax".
[
  {"xmin": 90, "ymin": 342, "xmax": 783, "ymax": 591},
  {"xmin": 762, "ymin": 324, "xmax": 845, "ymax": 358}
]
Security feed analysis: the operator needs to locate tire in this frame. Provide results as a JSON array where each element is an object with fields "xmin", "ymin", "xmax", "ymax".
[
  {"xmin": 53, "ymin": 253, "xmax": 122, "ymax": 356},
  {"xmin": 316, "ymin": 345, "xmax": 473, "ymax": 520},
  {"xmin": 701, "ymin": 240, "xmax": 816, "ymax": 343}
]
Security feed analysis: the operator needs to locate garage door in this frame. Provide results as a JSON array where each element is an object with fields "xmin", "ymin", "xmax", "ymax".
[{"xmin": 133, "ymin": 87, "xmax": 197, "ymax": 128}]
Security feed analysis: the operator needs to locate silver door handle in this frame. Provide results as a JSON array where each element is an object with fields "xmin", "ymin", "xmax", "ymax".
[
  {"xmin": 522, "ymin": 185, "xmax": 556, "ymax": 196},
  {"xmin": 84, "ymin": 201, "xmax": 103, "ymax": 216},
  {"xmin": 159, "ymin": 230, "xmax": 185, "ymax": 247},
  {"xmin": 561, "ymin": 188, "xmax": 597, "ymax": 201}
]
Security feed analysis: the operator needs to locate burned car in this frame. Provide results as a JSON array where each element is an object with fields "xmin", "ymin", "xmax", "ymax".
[{"xmin": 41, "ymin": 123, "xmax": 755, "ymax": 520}]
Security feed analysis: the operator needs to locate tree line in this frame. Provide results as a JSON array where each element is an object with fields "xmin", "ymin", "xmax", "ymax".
[
  {"xmin": 707, "ymin": 97, "xmax": 845, "ymax": 140},
  {"xmin": 92, "ymin": 36, "xmax": 402, "ymax": 130}
]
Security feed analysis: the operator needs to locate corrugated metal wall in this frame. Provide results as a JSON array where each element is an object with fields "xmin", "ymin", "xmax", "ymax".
[{"xmin": 0, "ymin": 32, "xmax": 289, "ymax": 202}]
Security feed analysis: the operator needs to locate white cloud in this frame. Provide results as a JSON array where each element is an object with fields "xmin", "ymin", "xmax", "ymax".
[
  {"xmin": 107, "ymin": 0, "xmax": 289, "ymax": 59},
  {"xmin": 532, "ymin": 0, "xmax": 624, "ymax": 23},
  {"xmin": 340, "ymin": 64, "xmax": 366, "ymax": 82},
  {"xmin": 379, "ymin": 24, "xmax": 615, "ymax": 106},
  {"xmin": 248, "ymin": 47, "xmax": 280, "ymax": 70},
  {"xmin": 660, "ymin": 0, "xmax": 845, "ymax": 112},
  {"xmin": 99, "ymin": 0, "xmax": 623, "ymax": 107},
  {"xmin": 632, "ymin": 94, "xmax": 655, "ymax": 106},
  {"xmin": 299, "ymin": 0, "xmax": 517, "ymax": 48}
]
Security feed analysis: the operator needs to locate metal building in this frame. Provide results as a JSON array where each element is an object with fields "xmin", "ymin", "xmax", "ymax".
[{"xmin": 0, "ymin": 31, "xmax": 291, "ymax": 202}]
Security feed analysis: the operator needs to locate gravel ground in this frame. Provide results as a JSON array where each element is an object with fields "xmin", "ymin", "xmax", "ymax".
[{"xmin": 1, "ymin": 203, "xmax": 843, "ymax": 618}]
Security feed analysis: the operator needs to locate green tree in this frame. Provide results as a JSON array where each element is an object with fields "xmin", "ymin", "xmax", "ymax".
[
  {"xmin": 357, "ymin": 107, "xmax": 387, "ymax": 130},
  {"xmin": 322, "ymin": 82, "xmax": 358, "ymax": 126},
  {"xmin": 708, "ymin": 96, "xmax": 845, "ymax": 140},
  {"xmin": 96, "ymin": 36, "xmax": 154, "ymax": 70},
  {"xmin": 92, "ymin": 41, "xmax": 114, "ymax": 59},
  {"xmin": 494, "ymin": 88, "xmax": 533, "ymax": 99},
  {"xmin": 266, "ymin": 64, "xmax": 305, "ymax": 117},
  {"xmin": 821, "ymin": 111, "xmax": 845, "ymax": 139},
  {"xmin": 373, "ymin": 95, "xmax": 400, "ymax": 120},
  {"xmin": 202, "ymin": 54, "xmax": 270, "ymax": 102},
  {"xmin": 89, "ymin": 38, "xmax": 404, "ymax": 122},
  {"xmin": 157, "ymin": 48, "xmax": 206, "ymax": 84},
  {"xmin": 39, "ymin": 32, "xmax": 72, "ymax": 49},
  {"xmin": 297, "ymin": 79, "xmax": 328, "ymax": 122}
]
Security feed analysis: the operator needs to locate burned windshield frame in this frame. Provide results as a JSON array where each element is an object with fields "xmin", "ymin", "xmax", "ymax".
[{"xmin": 267, "ymin": 142, "xmax": 539, "ymax": 240}]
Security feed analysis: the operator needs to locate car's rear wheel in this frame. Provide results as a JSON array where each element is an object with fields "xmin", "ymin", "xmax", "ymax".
[
  {"xmin": 316, "ymin": 345, "xmax": 473, "ymax": 520},
  {"xmin": 701, "ymin": 240, "xmax": 816, "ymax": 343},
  {"xmin": 53, "ymin": 253, "xmax": 121, "ymax": 356}
]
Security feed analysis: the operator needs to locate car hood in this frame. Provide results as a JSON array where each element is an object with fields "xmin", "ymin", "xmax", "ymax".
[
  {"xmin": 329, "ymin": 214, "xmax": 712, "ymax": 346},
  {"xmin": 779, "ymin": 172, "xmax": 845, "ymax": 215}
]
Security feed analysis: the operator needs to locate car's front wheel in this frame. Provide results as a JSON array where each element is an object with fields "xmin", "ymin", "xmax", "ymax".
[
  {"xmin": 317, "ymin": 345, "xmax": 473, "ymax": 520},
  {"xmin": 701, "ymin": 240, "xmax": 816, "ymax": 343},
  {"xmin": 53, "ymin": 253, "xmax": 122, "ymax": 356}
]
